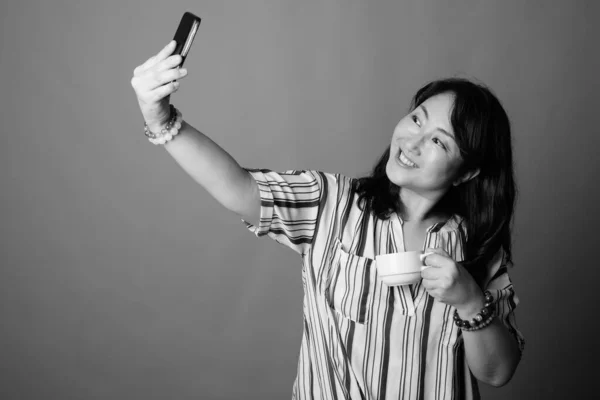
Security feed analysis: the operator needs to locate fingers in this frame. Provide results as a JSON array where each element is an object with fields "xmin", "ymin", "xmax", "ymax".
[
  {"xmin": 147, "ymin": 67, "xmax": 188, "ymax": 91},
  {"xmin": 133, "ymin": 41, "xmax": 178, "ymax": 76},
  {"xmin": 147, "ymin": 40, "xmax": 177, "ymax": 70},
  {"xmin": 132, "ymin": 64, "xmax": 187, "ymax": 92},
  {"xmin": 133, "ymin": 53, "xmax": 184, "ymax": 86},
  {"xmin": 421, "ymin": 266, "xmax": 439, "ymax": 280},
  {"xmin": 422, "ymin": 248, "xmax": 452, "ymax": 267},
  {"xmin": 155, "ymin": 54, "xmax": 183, "ymax": 73},
  {"xmin": 157, "ymin": 40, "xmax": 177, "ymax": 59},
  {"xmin": 131, "ymin": 70, "xmax": 187, "ymax": 106},
  {"xmin": 156, "ymin": 39, "xmax": 175, "ymax": 54},
  {"xmin": 131, "ymin": 42, "xmax": 188, "ymax": 106},
  {"xmin": 150, "ymin": 80, "xmax": 180, "ymax": 102},
  {"xmin": 424, "ymin": 247, "xmax": 450, "ymax": 257},
  {"xmin": 421, "ymin": 277, "xmax": 435, "ymax": 291}
]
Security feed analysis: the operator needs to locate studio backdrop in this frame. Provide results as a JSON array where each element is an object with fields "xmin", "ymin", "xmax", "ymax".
[{"xmin": 1, "ymin": 0, "xmax": 598, "ymax": 399}]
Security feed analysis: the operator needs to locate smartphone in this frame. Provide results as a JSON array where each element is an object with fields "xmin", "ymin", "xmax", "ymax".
[{"xmin": 173, "ymin": 12, "xmax": 201, "ymax": 67}]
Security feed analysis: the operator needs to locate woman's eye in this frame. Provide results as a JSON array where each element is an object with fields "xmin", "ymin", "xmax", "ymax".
[
  {"xmin": 433, "ymin": 138, "xmax": 446, "ymax": 150},
  {"xmin": 411, "ymin": 115, "xmax": 421, "ymax": 126}
]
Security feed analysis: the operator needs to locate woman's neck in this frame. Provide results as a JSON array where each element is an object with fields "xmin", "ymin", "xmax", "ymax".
[{"xmin": 397, "ymin": 187, "xmax": 449, "ymax": 225}]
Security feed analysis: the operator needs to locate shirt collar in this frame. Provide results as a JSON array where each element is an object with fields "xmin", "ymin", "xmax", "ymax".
[{"xmin": 395, "ymin": 213, "xmax": 462, "ymax": 234}]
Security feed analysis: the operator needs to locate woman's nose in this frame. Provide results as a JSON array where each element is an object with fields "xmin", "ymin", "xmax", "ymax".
[{"xmin": 404, "ymin": 134, "xmax": 424, "ymax": 153}]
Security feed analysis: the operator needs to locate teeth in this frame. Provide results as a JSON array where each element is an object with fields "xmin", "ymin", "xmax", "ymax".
[{"xmin": 399, "ymin": 151, "xmax": 417, "ymax": 167}]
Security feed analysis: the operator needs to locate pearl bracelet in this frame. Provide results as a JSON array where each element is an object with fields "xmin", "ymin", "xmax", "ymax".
[
  {"xmin": 453, "ymin": 290, "xmax": 496, "ymax": 331},
  {"xmin": 144, "ymin": 105, "xmax": 183, "ymax": 145}
]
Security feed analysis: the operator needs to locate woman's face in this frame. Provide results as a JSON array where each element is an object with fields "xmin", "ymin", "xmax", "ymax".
[{"xmin": 386, "ymin": 92, "xmax": 466, "ymax": 194}]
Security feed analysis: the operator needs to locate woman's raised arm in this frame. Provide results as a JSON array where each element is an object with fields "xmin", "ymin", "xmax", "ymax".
[{"xmin": 130, "ymin": 41, "xmax": 260, "ymax": 225}]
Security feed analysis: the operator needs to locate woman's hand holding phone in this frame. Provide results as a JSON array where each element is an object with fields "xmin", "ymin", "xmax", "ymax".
[
  {"xmin": 130, "ymin": 41, "xmax": 188, "ymax": 132},
  {"xmin": 129, "ymin": 14, "xmax": 260, "ymax": 226}
]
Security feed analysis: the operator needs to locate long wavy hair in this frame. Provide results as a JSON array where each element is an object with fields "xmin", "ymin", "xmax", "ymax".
[{"xmin": 352, "ymin": 78, "xmax": 517, "ymax": 284}]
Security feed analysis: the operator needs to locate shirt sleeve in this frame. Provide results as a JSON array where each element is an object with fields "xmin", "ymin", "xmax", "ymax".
[
  {"xmin": 483, "ymin": 249, "xmax": 526, "ymax": 356},
  {"xmin": 241, "ymin": 168, "xmax": 328, "ymax": 255}
]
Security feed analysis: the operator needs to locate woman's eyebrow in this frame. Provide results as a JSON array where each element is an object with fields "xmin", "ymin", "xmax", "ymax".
[{"xmin": 420, "ymin": 105, "xmax": 455, "ymax": 140}]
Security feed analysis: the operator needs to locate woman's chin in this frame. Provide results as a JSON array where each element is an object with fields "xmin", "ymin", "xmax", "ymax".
[
  {"xmin": 384, "ymin": 160, "xmax": 395, "ymax": 181},
  {"xmin": 386, "ymin": 174, "xmax": 405, "ymax": 189},
  {"xmin": 386, "ymin": 160, "xmax": 408, "ymax": 187}
]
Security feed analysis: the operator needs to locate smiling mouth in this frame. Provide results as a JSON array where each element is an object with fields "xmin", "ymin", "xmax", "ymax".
[{"xmin": 397, "ymin": 149, "xmax": 418, "ymax": 168}]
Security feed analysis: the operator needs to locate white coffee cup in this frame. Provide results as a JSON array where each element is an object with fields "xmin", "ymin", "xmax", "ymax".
[{"xmin": 375, "ymin": 251, "xmax": 434, "ymax": 286}]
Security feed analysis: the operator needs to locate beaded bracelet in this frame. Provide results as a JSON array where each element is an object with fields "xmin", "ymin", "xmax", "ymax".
[
  {"xmin": 144, "ymin": 104, "xmax": 175, "ymax": 139},
  {"xmin": 144, "ymin": 104, "xmax": 183, "ymax": 145},
  {"xmin": 453, "ymin": 290, "xmax": 496, "ymax": 332}
]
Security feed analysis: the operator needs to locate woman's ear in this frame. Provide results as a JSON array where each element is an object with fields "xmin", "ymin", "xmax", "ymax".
[{"xmin": 453, "ymin": 168, "xmax": 480, "ymax": 186}]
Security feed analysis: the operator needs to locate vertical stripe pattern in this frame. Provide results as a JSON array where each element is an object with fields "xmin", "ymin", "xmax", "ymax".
[{"xmin": 243, "ymin": 169, "xmax": 525, "ymax": 399}]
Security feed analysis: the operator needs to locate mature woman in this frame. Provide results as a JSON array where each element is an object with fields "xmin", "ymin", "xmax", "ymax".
[{"xmin": 131, "ymin": 41, "xmax": 524, "ymax": 399}]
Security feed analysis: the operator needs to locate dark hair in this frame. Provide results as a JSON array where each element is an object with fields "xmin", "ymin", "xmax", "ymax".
[{"xmin": 352, "ymin": 78, "xmax": 517, "ymax": 284}]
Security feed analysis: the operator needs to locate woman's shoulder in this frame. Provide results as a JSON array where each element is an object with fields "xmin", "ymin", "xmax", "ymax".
[{"xmin": 298, "ymin": 170, "xmax": 356, "ymax": 193}]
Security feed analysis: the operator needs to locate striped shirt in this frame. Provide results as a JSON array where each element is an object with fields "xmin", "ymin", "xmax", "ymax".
[{"xmin": 242, "ymin": 169, "xmax": 525, "ymax": 400}]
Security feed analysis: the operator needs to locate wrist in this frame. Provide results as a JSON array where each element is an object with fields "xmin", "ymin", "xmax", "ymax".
[
  {"xmin": 455, "ymin": 291, "xmax": 486, "ymax": 320},
  {"xmin": 144, "ymin": 105, "xmax": 183, "ymax": 145},
  {"xmin": 453, "ymin": 290, "xmax": 496, "ymax": 331},
  {"xmin": 146, "ymin": 108, "xmax": 174, "ymax": 133},
  {"xmin": 144, "ymin": 104, "xmax": 175, "ymax": 133},
  {"xmin": 147, "ymin": 121, "xmax": 168, "ymax": 133}
]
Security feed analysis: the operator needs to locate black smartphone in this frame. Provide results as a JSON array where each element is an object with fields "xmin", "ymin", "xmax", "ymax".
[{"xmin": 173, "ymin": 12, "xmax": 201, "ymax": 67}]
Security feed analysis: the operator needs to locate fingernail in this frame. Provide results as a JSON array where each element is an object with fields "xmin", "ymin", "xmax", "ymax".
[
  {"xmin": 173, "ymin": 81, "xmax": 180, "ymax": 88},
  {"xmin": 180, "ymin": 68, "xmax": 187, "ymax": 75}
]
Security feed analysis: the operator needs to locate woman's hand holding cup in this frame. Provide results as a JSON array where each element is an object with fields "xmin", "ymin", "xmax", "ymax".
[
  {"xmin": 130, "ymin": 40, "xmax": 189, "ymax": 132},
  {"xmin": 420, "ymin": 248, "xmax": 485, "ymax": 318}
]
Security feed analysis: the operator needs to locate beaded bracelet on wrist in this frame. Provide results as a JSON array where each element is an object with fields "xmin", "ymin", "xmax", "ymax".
[
  {"xmin": 144, "ymin": 104, "xmax": 183, "ymax": 145},
  {"xmin": 144, "ymin": 104, "xmax": 175, "ymax": 139},
  {"xmin": 453, "ymin": 290, "xmax": 496, "ymax": 332}
]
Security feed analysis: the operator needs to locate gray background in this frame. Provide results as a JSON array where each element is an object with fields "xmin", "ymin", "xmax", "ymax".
[{"xmin": 1, "ymin": 0, "xmax": 598, "ymax": 399}]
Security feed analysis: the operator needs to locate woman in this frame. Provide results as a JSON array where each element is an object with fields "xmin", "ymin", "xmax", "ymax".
[{"xmin": 131, "ymin": 41, "xmax": 524, "ymax": 399}]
